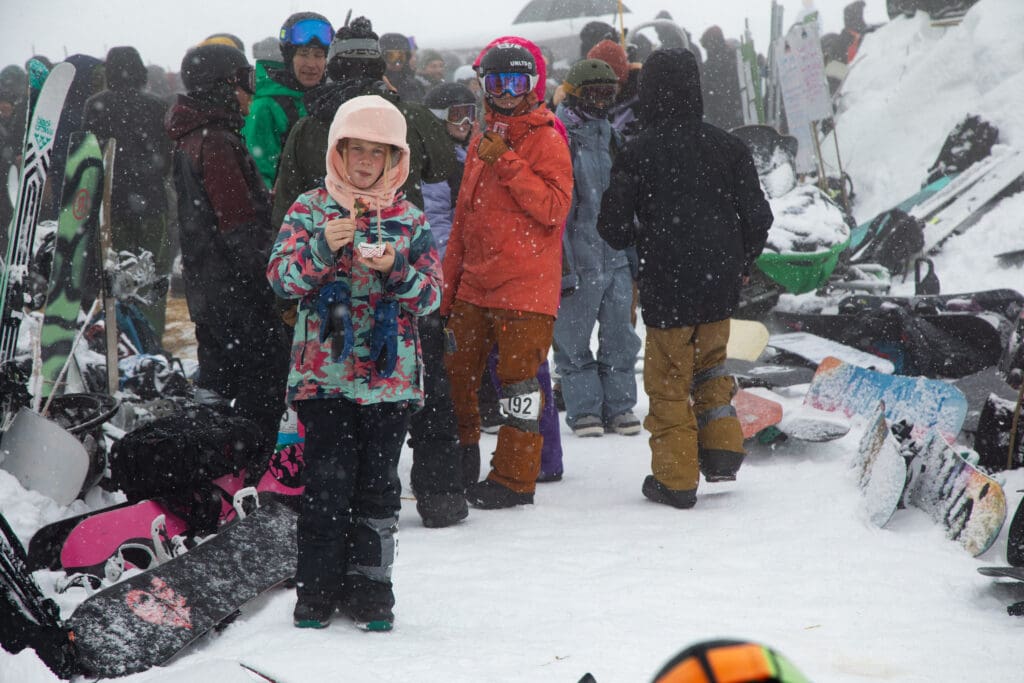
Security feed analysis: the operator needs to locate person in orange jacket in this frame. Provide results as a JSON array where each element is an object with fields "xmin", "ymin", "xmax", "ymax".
[{"xmin": 441, "ymin": 41, "xmax": 573, "ymax": 509}]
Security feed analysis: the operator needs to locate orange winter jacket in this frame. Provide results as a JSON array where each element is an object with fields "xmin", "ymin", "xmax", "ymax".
[{"xmin": 441, "ymin": 103, "xmax": 573, "ymax": 317}]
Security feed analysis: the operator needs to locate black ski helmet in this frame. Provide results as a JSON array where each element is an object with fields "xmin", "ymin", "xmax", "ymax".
[
  {"xmin": 379, "ymin": 33, "xmax": 412, "ymax": 55},
  {"xmin": 478, "ymin": 43, "xmax": 536, "ymax": 76},
  {"xmin": 279, "ymin": 12, "xmax": 333, "ymax": 62},
  {"xmin": 180, "ymin": 43, "xmax": 249, "ymax": 93},
  {"xmin": 423, "ymin": 82, "xmax": 476, "ymax": 110}
]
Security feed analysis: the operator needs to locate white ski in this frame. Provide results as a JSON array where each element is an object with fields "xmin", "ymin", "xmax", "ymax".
[{"xmin": 0, "ymin": 62, "xmax": 76, "ymax": 364}]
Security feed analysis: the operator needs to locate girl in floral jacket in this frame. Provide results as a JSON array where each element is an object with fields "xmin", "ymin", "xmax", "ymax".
[{"xmin": 267, "ymin": 95, "xmax": 441, "ymax": 631}]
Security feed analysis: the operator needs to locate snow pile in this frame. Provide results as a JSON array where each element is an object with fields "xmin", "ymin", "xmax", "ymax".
[
  {"xmin": 829, "ymin": 0, "xmax": 1024, "ymax": 223},
  {"xmin": 765, "ymin": 185, "xmax": 851, "ymax": 253}
]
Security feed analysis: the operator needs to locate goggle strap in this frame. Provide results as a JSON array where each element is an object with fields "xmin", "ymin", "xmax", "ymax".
[{"xmin": 281, "ymin": 18, "xmax": 333, "ymax": 47}]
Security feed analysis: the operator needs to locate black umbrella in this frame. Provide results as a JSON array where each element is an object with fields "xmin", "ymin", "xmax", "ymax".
[{"xmin": 513, "ymin": 0, "xmax": 629, "ymax": 24}]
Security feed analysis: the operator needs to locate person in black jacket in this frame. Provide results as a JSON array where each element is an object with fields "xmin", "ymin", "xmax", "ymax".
[
  {"xmin": 165, "ymin": 44, "xmax": 290, "ymax": 445},
  {"xmin": 84, "ymin": 46, "xmax": 173, "ymax": 336},
  {"xmin": 597, "ymin": 48, "xmax": 773, "ymax": 510},
  {"xmin": 699, "ymin": 26, "xmax": 744, "ymax": 132}
]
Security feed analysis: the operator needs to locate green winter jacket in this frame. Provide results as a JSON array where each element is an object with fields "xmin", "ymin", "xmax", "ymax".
[
  {"xmin": 272, "ymin": 78, "xmax": 456, "ymax": 228},
  {"xmin": 243, "ymin": 60, "xmax": 309, "ymax": 189}
]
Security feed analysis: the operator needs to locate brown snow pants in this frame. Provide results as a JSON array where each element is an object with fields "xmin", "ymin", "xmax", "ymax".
[
  {"xmin": 643, "ymin": 319, "xmax": 744, "ymax": 491},
  {"xmin": 445, "ymin": 301, "xmax": 554, "ymax": 493}
]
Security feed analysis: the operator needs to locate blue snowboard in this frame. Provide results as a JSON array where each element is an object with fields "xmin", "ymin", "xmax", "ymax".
[{"xmin": 805, "ymin": 356, "xmax": 968, "ymax": 443}]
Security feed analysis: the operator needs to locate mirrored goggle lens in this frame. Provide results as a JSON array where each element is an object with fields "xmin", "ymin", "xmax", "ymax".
[
  {"xmin": 234, "ymin": 66, "xmax": 255, "ymax": 94},
  {"xmin": 482, "ymin": 72, "xmax": 532, "ymax": 98},
  {"xmin": 445, "ymin": 103, "xmax": 477, "ymax": 125},
  {"xmin": 579, "ymin": 84, "xmax": 618, "ymax": 102},
  {"xmin": 384, "ymin": 50, "xmax": 407, "ymax": 63},
  {"xmin": 430, "ymin": 103, "xmax": 477, "ymax": 126},
  {"xmin": 281, "ymin": 18, "xmax": 333, "ymax": 47}
]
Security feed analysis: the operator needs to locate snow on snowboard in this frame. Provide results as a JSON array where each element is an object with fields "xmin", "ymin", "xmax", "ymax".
[
  {"xmin": 805, "ymin": 356, "xmax": 967, "ymax": 443},
  {"xmin": 66, "ymin": 495, "xmax": 297, "ymax": 678},
  {"xmin": 854, "ymin": 403, "xmax": 1006, "ymax": 556}
]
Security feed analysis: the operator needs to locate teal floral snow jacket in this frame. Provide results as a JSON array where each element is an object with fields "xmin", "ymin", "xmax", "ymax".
[{"xmin": 267, "ymin": 187, "xmax": 441, "ymax": 406}]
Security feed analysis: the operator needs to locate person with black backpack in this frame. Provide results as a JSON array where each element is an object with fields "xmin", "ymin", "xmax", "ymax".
[
  {"xmin": 243, "ymin": 12, "xmax": 333, "ymax": 189},
  {"xmin": 165, "ymin": 44, "xmax": 291, "ymax": 446}
]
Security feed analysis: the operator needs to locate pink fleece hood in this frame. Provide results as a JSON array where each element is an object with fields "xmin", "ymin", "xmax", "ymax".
[{"xmin": 325, "ymin": 95, "xmax": 411, "ymax": 212}]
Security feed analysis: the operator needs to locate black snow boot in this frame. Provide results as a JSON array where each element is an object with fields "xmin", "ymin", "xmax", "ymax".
[
  {"xmin": 416, "ymin": 491, "xmax": 469, "ymax": 528},
  {"xmin": 642, "ymin": 475, "xmax": 697, "ymax": 509},
  {"xmin": 698, "ymin": 449, "xmax": 744, "ymax": 482},
  {"xmin": 461, "ymin": 443, "xmax": 481, "ymax": 488},
  {"xmin": 466, "ymin": 478, "xmax": 534, "ymax": 509},
  {"xmin": 293, "ymin": 591, "xmax": 336, "ymax": 629},
  {"xmin": 341, "ymin": 576, "xmax": 395, "ymax": 632}
]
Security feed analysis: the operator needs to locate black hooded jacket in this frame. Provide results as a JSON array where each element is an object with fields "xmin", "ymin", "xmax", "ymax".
[
  {"xmin": 165, "ymin": 95, "xmax": 276, "ymax": 324},
  {"xmin": 596, "ymin": 49, "xmax": 773, "ymax": 328},
  {"xmin": 84, "ymin": 46, "xmax": 171, "ymax": 217},
  {"xmin": 699, "ymin": 26, "xmax": 744, "ymax": 132}
]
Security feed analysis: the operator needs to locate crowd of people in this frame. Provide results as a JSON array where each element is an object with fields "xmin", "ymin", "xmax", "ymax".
[{"xmin": 0, "ymin": 8, "xmax": 793, "ymax": 635}]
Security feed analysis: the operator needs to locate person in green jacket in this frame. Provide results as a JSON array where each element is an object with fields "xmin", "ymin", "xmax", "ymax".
[
  {"xmin": 243, "ymin": 12, "xmax": 333, "ymax": 188},
  {"xmin": 272, "ymin": 17, "xmax": 455, "ymax": 227}
]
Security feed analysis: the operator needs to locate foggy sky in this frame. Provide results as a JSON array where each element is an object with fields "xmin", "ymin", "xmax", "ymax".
[{"xmin": 0, "ymin": 0, "xmax": 888, "ymax": 71}]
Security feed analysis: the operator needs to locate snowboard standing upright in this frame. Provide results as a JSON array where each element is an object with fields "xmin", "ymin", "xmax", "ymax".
[
  {"xmin": 38, "ymin": 131, "xmax": 103, "ymax": 399},
  {"xmin": 903, "ymin": 431, "xmax": 1006, "ymax": 556},
  {"xmin": 0, "ymin": 63, "xmax": 75, "ymax": 365}
]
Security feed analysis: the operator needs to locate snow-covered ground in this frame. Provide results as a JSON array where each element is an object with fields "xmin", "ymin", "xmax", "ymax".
[{"xmin": 4, "ymin": 0, "xmax": 1024, "ymax": 681}]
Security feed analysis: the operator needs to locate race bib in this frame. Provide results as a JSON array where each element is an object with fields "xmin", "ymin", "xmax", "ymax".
[{"xmin": 499, "ymin": 391, "xmax": 541, "ymax": 421}]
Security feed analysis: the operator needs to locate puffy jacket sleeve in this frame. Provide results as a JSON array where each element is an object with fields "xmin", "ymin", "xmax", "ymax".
[
  {"xmin": 384, "ymin": 207, "xmax": 441, "ymax": 317},
  {"xmin": 243, "ymin": 97, "xmax": 286, "ymax": 189},
  {"xmin": 440, "ymin": 172, "xmax": 470, "ymax": 317},
  {"xmin": 201, "ymin": 133, "xmax": 276, "ymax": 281},
  {"xmin": 266, "ymin": 192, "xmax": 337, "ymax": 300},
  {"xmin": 731, "ymin": 147, "xmax": 774, "ymax": 273},
  {"xmin": 421, "ymin": 179, "xmax": 453, "ymax": 260},
  {"xmin": 597, "ymin": 142, "xmax": 640, "ymax": 251},
  {"xmin": 492, "ymin": 126, "xmax": 573, "ymax": 229}
]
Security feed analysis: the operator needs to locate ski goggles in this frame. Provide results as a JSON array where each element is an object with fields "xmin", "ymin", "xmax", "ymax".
[
  {"xmin": 230, "ymin": 65, "xmax": 255, "ymax": 94},
  {"xmin": 430, "ymin": 103, "xmax": 478, "ymax": 127},
  {"xmin": 280, "ymin": 18, "xmax": 334, "ymax": 48},
  {"xmin": 482, "ymin": 72, "xmax": 535, "ymax": 98},
  {"xmin": 384, "ymin": 49, "xmax": 408, "ymax": 64},
  {"xmin": 577, "ymin": 83, "xmax": 618, "ymax": 104}
]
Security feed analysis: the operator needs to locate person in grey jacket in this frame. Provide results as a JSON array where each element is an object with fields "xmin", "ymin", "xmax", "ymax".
[{"xmin": 554, "ymin": 59, "xmax": 641, "ymax": 438}]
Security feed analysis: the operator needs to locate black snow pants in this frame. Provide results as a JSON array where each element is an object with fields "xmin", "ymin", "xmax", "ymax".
[{"xmin": 293, "ymin": 396, "xmax": 410, "ymax": 599}]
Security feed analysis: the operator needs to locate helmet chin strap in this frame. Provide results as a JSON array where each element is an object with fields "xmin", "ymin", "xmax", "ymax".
[
  {"xmin": 487, "ymin": 99, "xmax": 517, "ymax": 116},
  {"xmin": 486, "ymin": 94, "xmax": 533, "ymax": 117}
]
